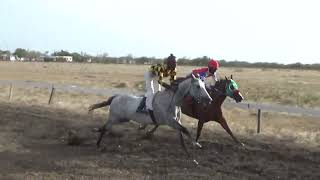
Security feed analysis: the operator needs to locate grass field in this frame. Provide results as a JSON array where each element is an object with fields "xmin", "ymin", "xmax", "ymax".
[
  {"xmin": 0, "ymin": 61, "xmax": 319, "ymax": 179},
  {"xmin": 0, "ymin": 61, "xmax": 320, "ymax": 108}
]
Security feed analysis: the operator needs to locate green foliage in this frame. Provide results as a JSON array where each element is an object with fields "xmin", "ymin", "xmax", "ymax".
[
  {"xmin": 52, "ymin": 50, "xmax": 72, "ymax": 56},
  {"xmin": 0, "ymin": 50, "xmax": 11, "ymax": 55},
  {"xmin": 27, "ymin": 50, "xmax": 42, "ymax": 59},
  {"xmin": 13, "ymin": 48, "xmax": 28, "ymax": 58},
  {"xmin": 3, "ymin": 48, "xmax": 320, "ymax": 70}
]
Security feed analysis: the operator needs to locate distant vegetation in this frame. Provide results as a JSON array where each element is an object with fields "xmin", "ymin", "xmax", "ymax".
[{"xmin": 1, "ymin": 48, "xmax": 319, "ymax": 70}]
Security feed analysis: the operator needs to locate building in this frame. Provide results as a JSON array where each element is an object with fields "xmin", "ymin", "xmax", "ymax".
[
  {"xmin": 0, "ymin": 54, "xmax": 9, "ymax": 61},
  {"xmin": 55, "ymin": 56, "xmax": 73, "ymax": 62},
  {"xmin": 10, "ymin": 55, "xmax": 17, "ymax": 61},
  {"xmin": 43, "ymin": 56, "xmax": 73, "ymax": 62}
]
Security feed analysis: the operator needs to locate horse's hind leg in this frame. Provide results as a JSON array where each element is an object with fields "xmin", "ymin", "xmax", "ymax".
[
  {"xmin": 97, "ymin": 124, "xmax": 107, "ymax": 147},
  {"xmin": 96, "ymin": 117, "xmax": 118, "ymax": 147}
]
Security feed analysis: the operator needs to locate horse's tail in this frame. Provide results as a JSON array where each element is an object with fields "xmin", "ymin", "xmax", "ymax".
[{"xmin": 88, "ymin": 95, "xmax": 117, "ymax": 112}]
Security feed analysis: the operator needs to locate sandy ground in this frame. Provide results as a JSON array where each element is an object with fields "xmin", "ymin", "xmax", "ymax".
[
  {"xmin": 0, "ymin": 62, "xmax": 319, "ymax": 179},
  {"xmin": 0, "ymin": 101, "xmax": 319, "ymax": 180}
]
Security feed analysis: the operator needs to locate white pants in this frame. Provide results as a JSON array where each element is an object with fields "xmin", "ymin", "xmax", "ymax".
[{"xmin": 144, "ymin": 71, "xmax": 162, "ymax": 110}]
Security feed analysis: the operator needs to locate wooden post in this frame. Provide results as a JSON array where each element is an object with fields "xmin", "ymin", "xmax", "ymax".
[
  {"xmin": 48, "ymin": 85, "xmax": 55, "ymax": 105},
  {"xmin": 257, "ymin": 109, "xmax": 261, "ymax": 133},
  {"xmin": 9, "ymin": 83, "xmax": 13, "ymax": 101}
]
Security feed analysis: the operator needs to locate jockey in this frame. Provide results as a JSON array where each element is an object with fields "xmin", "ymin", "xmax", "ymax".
[
  {"xmin": 185, "ymin": 59, "xmax": 219, "ymax": 109},
  {"xmin": 191, "ymin": 59, "xmax": 220, "ymax": 83},
  {"xmin": 136, "ymin": 54, "xmax": 177, "ymax": 124}
]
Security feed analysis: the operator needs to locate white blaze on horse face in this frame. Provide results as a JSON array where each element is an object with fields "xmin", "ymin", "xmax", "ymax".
[{"xmin": 198, "ymin": 79, "xmax": 212, "ymax": 102}]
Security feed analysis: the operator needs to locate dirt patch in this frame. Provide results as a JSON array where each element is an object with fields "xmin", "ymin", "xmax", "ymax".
[{"xmin": 0, "ymin": 101, "xmax": 319, "ymax": 179}]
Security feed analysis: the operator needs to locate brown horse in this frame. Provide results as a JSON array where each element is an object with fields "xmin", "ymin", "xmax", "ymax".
[{"xmin": 181, "ymin": 75, "xmax": 244, "ymax": 148}]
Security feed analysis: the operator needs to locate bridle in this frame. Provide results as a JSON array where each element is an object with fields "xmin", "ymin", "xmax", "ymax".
[{"xmin": 211, "ymin": 80, "xmax": 228, "ymax": 97}]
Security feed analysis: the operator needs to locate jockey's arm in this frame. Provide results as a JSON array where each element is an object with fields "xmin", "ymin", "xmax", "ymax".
[
  {"xmin": 169, "ymin": 69, "xmax": 177, "ymax": 83},
  {"xmin": 160, "ymin": 82, "xmax": 171, "ymax": 90},
  {"xmin": 157, "ymin": 71, "xmax": 164, "ymax": 85},
  {"xmin": 157, "ymin": 71, "xmax": 176, "ymax": 90},
  {"xmin": 192, "ymin": 68, "xmax": 208, "ymax": 81}
]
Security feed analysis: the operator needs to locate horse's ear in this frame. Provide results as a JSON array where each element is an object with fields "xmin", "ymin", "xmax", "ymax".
[
  {"xmin": 191, "ymin": 73, "xmax": 200, "ymax": 81},
  {"xmin": 231, "ymin": 74, "xmax": 233, "ymax": 79},
  {"xmin": 191, "ymin": 73, "xmax": 197, "ymax": 80}
]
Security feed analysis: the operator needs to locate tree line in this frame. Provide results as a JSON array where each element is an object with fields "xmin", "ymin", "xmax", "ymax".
[{"xmin": 1, "ymin": 48, "xmax": 319, "ymax": 70}]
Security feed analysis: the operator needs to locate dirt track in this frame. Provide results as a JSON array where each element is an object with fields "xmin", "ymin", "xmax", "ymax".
[{"xmin": 0, "ymin": 102, "xmax": 319, "ymax": 180}]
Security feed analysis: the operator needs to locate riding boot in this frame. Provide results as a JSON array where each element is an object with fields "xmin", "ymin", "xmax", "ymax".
[
  {"xmin": 148, "ymin": 109, "xmax": 158, "ymax": 125},
  {"xmin": 136, "ymin": 96, "xmax": 147, "ymax": 113}
]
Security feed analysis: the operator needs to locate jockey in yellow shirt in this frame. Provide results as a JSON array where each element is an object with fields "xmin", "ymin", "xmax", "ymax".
[{"xmin": 136, "ymin": 54, "xmax": 177, "ymax": 125}]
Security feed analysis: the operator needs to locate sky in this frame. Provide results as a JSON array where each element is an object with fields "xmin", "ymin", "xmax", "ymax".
[{"xmin": 0, "ymin": 0, "xmax": 320, "ymax": 64}]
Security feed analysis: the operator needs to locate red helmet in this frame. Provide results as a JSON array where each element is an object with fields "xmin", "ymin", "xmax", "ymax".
[{"xmin": 208, "ymin": 59, "xmax": 219, "ymax": 69}]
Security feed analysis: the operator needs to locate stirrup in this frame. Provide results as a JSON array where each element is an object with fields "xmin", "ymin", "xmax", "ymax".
[
  {"xmin": 136, "ymin": 97, "xmax": 147, "ymax": 113},
  {"xmin": 136, "ymin": 107, "xmax": 148, "ymax": 113}
]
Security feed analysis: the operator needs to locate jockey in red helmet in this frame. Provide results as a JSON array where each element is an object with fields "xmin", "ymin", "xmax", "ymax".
[
  {"xmin": 191, "ymin": 59, "xmax": 220, "ymax": 82},
  {"xmin": 185, "ymin": 58, "xmax": 219, "ymax": 108}
]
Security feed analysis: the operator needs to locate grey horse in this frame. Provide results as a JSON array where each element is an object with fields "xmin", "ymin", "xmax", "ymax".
[{"xmin": 88, "ymin": 74, "xmax": 212, "ymax": 156}]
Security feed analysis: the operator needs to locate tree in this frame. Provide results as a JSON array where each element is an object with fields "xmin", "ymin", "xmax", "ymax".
[
  {"xmin": 135, "ymin": 57, "xmax": 150, "ymax": 64},
  {"xmin": 0, "ymin": 50, "xmax": 11, "ymax": 55},
  {"xmin": 13, "ymin": 48, "xmax": 28, "ymax": 58},
  {"xmin": 71, "ymin": 52, "xmax": 84, "ymax": 62},
  {"xmin": 51, "ymin": 50, "xmax": 72, "ymax": 56},
  {"xmin": 27, "ymin": 50, "xmax": 42, "ymax": 59}
]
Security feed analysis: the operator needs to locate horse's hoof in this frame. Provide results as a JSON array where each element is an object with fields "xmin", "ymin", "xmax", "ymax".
[
  {"xmin": 92, "ymin": 128, "xmax": 100, "ymax": 132},
  {"xmin": 239, "ymin": 142, "xmax": 248, "ymax": 150},
  {"xmin": 145, "ymin": 130, "xmax": 155, "ymax": 138},
  {"xmin": 193, "ymin": 159, "xmax": 199, "ymax": 166},
  {"xmin": 138, "ymin": 124, "xmax": 147, "ymax": 130},
  {"xmin": 146, "ymin": 131, "xmax": 154, "ymax": 137},
  {"xmin": 193, "ymin": 142, "xmax": 202, "ymax": 149}
]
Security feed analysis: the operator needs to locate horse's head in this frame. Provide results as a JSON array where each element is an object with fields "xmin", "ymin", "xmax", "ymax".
[
  {"xmin": 213, "ymin": 75, "xmax": 244, "ymax": 103},
  {"xmin": 188, "ymin": 74, "xmax": 212, "ymax": 104}
]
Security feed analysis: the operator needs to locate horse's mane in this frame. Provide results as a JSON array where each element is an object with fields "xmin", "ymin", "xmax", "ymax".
[
  {"xmin": 207, "ymin": 78, "xmax": 228, "ymax": 93},
  {"xmin": 171, "ymin": 77, "xmax": 189, "ymax": 85}
]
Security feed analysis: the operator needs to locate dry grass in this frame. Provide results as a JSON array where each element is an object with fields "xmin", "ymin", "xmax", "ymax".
[
  {"xmin": 0, "ymin": 62, "xmax": 319, "ymax": 179},
  {"xmin": 1, "ymin": 62, "xmax": 320, "ymax": 107},
  {"xmin": 0, "ymin": 61, "xmax": 319, "ymax": 148}
]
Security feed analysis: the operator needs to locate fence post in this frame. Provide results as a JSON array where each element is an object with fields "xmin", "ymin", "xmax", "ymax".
[
  {"xmin": 257, "ymin": 109, "xmax": 261, "ymax": 133},
  {"xmin": 9, "ymin": 83, "xmax": 13, "ymax": 101},
  {"xmin": 48, "ymin": 85, "xmax": 55, "ymax": 105}
]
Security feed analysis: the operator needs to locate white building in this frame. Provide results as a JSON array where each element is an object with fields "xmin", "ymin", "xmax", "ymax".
[
  {"xmin": 10, "ymin": 55, "xmax": 16, "ymax": 61},
  {"xmin": 55, "ymin": 56, "xmax": 73, "ymax": 62}
]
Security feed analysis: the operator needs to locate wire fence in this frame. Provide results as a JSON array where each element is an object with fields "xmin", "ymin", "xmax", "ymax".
[{"xmin": 1, "ymin": 80, "xmax": 319, "ymax": 133}]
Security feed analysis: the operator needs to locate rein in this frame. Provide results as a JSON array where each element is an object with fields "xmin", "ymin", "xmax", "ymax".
[{"xmin": 211, "ymin": 80, "xmax": 229, "ymax": 97}]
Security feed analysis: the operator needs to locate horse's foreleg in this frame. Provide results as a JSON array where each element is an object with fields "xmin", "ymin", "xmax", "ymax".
[
  {"xmin": 194, "ymin": 121, "xmax": 204, "ymax": 149},
  {"xmin": 138, "ymin": 124, "xmax": 147, "ymax": 130},
  {"xmin": 178, "ymin": 131, "xmax": 190, "ymax": 157},
  {"xmin": 219, "ymin": 117, "xmax": 244, "ymax": 147},
  {"xmin": 177, "ymin": 123, "xmax": 192, "ymax": 140},
  {"xmin": 146, "ymin": 125, "xmax": 159, "ymax": 136},
  {"xmin": 196, "ymin": 121, "xmax": 204, "ymax": 142}
]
